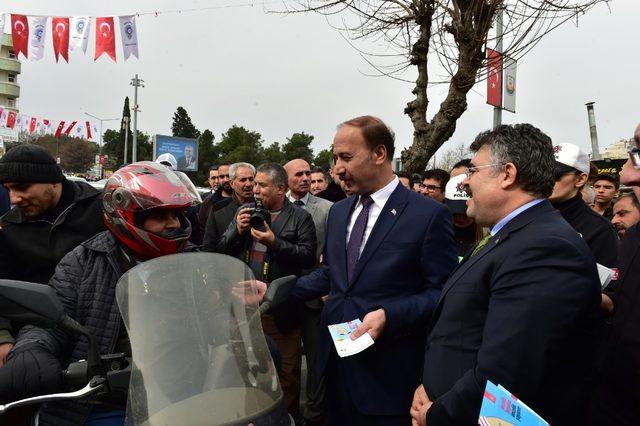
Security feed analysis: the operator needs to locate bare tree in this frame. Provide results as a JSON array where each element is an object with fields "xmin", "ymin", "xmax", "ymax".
[
  {"xmin": 434, "ymin": 142, "xmax": 470, "ymax": 171},
  {"xmin": 281, "ymin": 0, "xmax": 608, "ymax": 172}
]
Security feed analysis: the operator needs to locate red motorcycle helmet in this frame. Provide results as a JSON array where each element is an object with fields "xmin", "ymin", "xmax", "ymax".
[{"xmin": 103, "ymin": 161, "xmax": 201, "ymax": 259}]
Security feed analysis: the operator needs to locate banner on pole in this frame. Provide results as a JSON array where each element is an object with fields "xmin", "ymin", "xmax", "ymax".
[
  {"xmin": 486, "ymin": 48, "xmax": 502, "ymax": 108},
  {"xmin": 502, "ymin": 56, "xmax": 517, "ymax": 113}
]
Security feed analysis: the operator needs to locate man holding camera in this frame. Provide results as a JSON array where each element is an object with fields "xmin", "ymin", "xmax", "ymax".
[{"xmin": 216, "ymin": 162, "xmax": 317, "ymax": 417}]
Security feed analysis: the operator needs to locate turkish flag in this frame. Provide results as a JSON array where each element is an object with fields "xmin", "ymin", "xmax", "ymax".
[
  {"xmin": 10, "ymin": 15, "xmax": 29, "ymax": 59},
  {"xmin": 52, "ymin": 17, "xmax": 70, "ymax": 63},
  {"xmin": 54, "ymin": 121, "xmax": 66, "ymax": 137},
  {"xmin": 28, "ymin": 117, "xmax": 37, "ymax": 134},
  {"xmin": 85, "ymin": 121, "xmax": 93, "ymax": 140},
  {"xmin": 64, "ymin": 121, "xmax": 77, "ymax": 136},
  {"xmin": 6, "ymin": 112, "xmax": 17, "ymax": 129},
  {"xmin": 95, "ymin": 17, "xmax": 116, "ymax": 62},
  {"xmin": 486, "ymin": 48, "xmax": 502, "ymax": 108}
]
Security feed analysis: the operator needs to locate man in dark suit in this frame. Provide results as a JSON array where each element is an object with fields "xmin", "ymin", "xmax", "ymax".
[
  {"xmin": 283, "ymin": 116, "xmax": 457, "ymax": 425},
  {"xmin": 177, "ymin": 145, "xmax": 196, "ymax": 170},
  {"xmin": 284, "ymin": 158, "xmax": 333, "ymax": 425},
  {"xmin": 411, "ymin": 124, "xmax": 601, "ymax": 426},
  {"xmin": 590, "ymin": 124, "xmax": 640, "ymax": 426}
]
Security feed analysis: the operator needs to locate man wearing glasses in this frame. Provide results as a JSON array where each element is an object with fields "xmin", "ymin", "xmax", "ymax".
[
  {"xmin": 420, "ymin": 169, "xmax": 449, "ymax": 202},
  {"xmin": 412, "ymin": 124, "xmax": 600, "ymax": 426},
  {"xmin": 548, "ymin": 142, "xmax": 618, "ymax": 267}
]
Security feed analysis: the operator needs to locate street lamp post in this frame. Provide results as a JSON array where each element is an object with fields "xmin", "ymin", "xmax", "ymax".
[{"xmin": 84, "ymin": 112, "xmax": 119, "ymax": 178}]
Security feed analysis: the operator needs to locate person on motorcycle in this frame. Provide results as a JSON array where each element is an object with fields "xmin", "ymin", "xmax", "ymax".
[{"xmin": 0, "ymin": 161, "xmax": 200, "ymax": 426}]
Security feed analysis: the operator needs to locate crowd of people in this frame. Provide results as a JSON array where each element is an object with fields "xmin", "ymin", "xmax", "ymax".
[{"xmin": 0, "ymin": 117, "xmax": 639, "ymax": 426}]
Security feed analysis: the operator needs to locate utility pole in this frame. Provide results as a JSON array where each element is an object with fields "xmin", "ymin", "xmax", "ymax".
[
  {"xmin": 585, "ymin": 102, "xmax": 601, "ymax": 160},
  {"xmin": 493, "ymin": 9, "xmax": 503, "ymax": 130},
  {"xmin": 130, "ymin": 74, "xmax": 145, "ymax": 163},
  {"xmin": 85, "ymin": 112, "xmax": 119, "ymax": 178},
  {"xmin": 123, "ymin": 116, "xmax": 130, "ymax": 165}
]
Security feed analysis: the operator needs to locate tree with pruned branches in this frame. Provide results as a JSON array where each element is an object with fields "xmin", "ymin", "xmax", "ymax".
[{"xmin": 281, "ymin": 0, "xmax": 607, "ymax": 172}]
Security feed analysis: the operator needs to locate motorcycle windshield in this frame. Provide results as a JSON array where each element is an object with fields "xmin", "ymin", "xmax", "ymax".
[{"xmin": 116, "ymin": 253, "xmax": 286, "ymax": 425}]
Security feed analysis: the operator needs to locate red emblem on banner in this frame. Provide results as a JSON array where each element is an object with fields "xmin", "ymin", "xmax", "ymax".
[
  {"xmin": 486, "ymin": 48, "xmax": 502, "ymax": 108},
  {"xmin": 10, "ymin": 15, "xmax": 29, "ymax": 59},
  {"xmin": 52, "ymin": 17, "xmax": 70, "ymax": 63},
  {"xmin": 95, "ymin": 17, "xmax": 116, "ymax": 62}
]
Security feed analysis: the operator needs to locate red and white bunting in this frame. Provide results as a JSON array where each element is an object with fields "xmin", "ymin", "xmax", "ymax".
[
  {"xmin": 95, "ymin": 17, "xmax": 116, "ymax": 62},
  {"xmin": 3, "ymin": 13, "xmax": 140, "ymax": 63},
  {"xmin": 52, "ymin": 17, "xmax": 70, "ymax": 63},
  {"xmin": 10, "ymin": 15, "xmax": 29, "ymax": 59}
]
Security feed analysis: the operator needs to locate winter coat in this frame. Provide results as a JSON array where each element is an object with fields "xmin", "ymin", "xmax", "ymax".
[{"xmin": 0, "ymin": 179, "xmax": 105, "ymax": 344}]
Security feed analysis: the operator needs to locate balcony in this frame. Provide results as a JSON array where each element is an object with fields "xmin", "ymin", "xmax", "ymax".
[
  {"xmin": 0, "ymin": 58, "xmax": 21, "ymax": 74},
  {"xmin": 0, "ymin": 83, "xmax": 19, "ymax": 97}
]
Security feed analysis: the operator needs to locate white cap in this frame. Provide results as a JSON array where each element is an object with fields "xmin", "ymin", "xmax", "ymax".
[
  {"xmin": 553, "ymin": 143, "xmax": 590, "ymax": 174},
  {"xmin": 155, "ymin": 153, "xmax": 177, "ymax": 171},
  {"xmin": 444, "ymin": 174, "xmax": 469, "ymax": 215}
]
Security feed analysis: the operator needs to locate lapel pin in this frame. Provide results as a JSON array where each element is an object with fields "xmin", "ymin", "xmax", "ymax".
[{"xmin": 391, "ymin": 209, "xmax": 397, "ymax": 216}]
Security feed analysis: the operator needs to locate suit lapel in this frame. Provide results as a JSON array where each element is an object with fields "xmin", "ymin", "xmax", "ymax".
[
  {"xmin": 348, "ymin": 184, "xmax": 408, "ymax": 287},
  {"xmin": 433, "ymin": 200, "xmax": 553, "ymax": 314},
  {"xmin": 433, "ymin": 231, "xmax": 508, "ymax": 313},
  {"xmin": 305, "ymin": 196, "xmax": 319, "ymax": 218}
]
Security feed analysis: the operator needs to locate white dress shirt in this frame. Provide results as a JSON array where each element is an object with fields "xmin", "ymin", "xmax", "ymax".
[{"xmin": 346, "ymin": 176, "xmax": 400, "ymax": 256}]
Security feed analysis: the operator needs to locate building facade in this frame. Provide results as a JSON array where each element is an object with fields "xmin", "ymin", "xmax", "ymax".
[{"xmin": 0, "ymin": 33, "xmax": 21, "ymax": 142}]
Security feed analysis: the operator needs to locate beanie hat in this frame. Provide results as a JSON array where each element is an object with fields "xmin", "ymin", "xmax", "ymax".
[{"xmin": 0, "ymin": 144, "xmax": 64, "ymax": 184}]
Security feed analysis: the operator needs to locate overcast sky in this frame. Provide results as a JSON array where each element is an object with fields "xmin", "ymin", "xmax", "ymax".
[{"xmin": 2, "ymin": 0, "xmax": 637, "ymax": 162}]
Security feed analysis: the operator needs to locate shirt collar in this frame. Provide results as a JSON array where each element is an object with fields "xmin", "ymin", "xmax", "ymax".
[
  {"xmin": 287, "ymin": 191, "xmax": 310, "ymax": 205},
  {"xmin": 490, "ymin": 198, "xmax": 545, "ymax": 236},
  {"xmin": 359, "ymin": 176, "xmax": 399, "ymax": 209}
]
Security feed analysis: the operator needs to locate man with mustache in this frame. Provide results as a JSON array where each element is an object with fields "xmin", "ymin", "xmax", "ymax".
[
  {"xmin": 202, "ymin": 162, "xmax": 256, "ymax": 251},
  {"xmin": 611, "ymin": 193, "xmax": 640, "ymax": 238}
]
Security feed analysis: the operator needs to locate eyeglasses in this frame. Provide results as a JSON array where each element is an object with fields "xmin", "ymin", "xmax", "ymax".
[
  {"xmin": 465, "ymin": 163, "xmax": 504, "ymax": 176},
  {"xmin": 419, "ymin": 184, "xmax": 443, "ymax": 192}
]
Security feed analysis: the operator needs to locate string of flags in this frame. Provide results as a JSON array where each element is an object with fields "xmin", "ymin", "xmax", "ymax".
[
  {"xmin": 0, "ymin": 13, "xmax": 138, "ymax": 62},
  {"xmin": 0, "ymin": 108, "xmax": 100, "ymax": 141}
]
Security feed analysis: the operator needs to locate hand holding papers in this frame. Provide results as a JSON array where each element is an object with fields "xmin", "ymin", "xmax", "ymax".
[{"xmin": 328, "ymin": 319, "xmax": 374, "ymax": 358}]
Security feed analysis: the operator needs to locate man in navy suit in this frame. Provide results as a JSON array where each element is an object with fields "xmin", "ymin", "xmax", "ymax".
[
  {"xmin": 281, "ymin": 116, "xmax": 458, "ymax": 425},
  {"xmin": 411, "ymin": 124, "xmax": 601, "ymax": 425}
]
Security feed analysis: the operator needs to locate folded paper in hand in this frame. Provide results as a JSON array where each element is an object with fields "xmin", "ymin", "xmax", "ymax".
[{"xmin": 327, "ymin": 319, "xmax": 374, "ymax": 358}]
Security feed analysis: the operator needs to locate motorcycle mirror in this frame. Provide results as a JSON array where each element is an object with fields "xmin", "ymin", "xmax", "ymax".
[
  {"xmin": 0, "ymin": 280, "xmax": 66, "ymax": 328},
  {"xmin": 260, "ymin": 275, "xmax": 296, "ymax": 314}
]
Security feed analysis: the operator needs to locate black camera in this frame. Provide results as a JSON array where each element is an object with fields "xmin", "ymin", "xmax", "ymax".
[{"xmin": 248, "ymin": 199, "xmax": 270, "ymax": 231}]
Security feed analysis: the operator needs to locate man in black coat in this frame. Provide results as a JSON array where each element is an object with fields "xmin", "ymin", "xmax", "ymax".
[
  {"xmin": 412, "ymin": 124, "xmax": 601, "ymax": 426},
  {"xmin": 590, "ymin": 125, "xmax": 640, "ymax": 426},
  {"xmin": 216, "ymin": 163, "xmax": 316, "ymax": 417},
  {"xmin": 549, "ymin": 142, "xmax": 619, "ymax": 267},
  {"xmin": 202, "ymin": 162, "xmax": 255, "ymax": 251},
  {"xmin": 0, "ymin": 145, "xmax": 105, "ymax": 365},
  {"xmin": 0, "ymin": 185, "xmax": 9, "ymax": 216}
]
